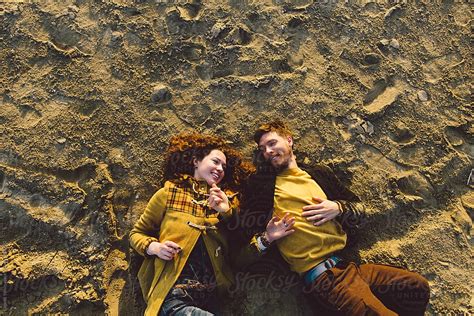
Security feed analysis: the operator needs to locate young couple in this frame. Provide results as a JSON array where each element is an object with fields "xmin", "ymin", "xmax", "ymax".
[{"xmin": 130, "ymin": 121, "xmax": 430, "ymax": 316}]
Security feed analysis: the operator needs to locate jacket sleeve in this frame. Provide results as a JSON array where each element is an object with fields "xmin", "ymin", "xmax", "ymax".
[
  {"xmin": 219, "ymin": 193, "xmax": 267, "ymax": 270},
  {"xmin": 316, "ymin": 166, "xmax": 368, "ymax": 232},
  {"xmin": 129, "ymin": 187, "xmax": 168, "ymax": 256}
]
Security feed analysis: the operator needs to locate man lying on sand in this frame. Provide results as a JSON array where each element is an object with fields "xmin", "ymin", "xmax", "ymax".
[{"xmin": 240, "ymin": 120, "xmax": 430, "ymax": 315}]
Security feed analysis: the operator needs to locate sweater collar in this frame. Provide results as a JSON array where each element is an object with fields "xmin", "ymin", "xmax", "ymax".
[{"xmin": 278, "ymin": 166, "xmax": 304, "ymax": 177}]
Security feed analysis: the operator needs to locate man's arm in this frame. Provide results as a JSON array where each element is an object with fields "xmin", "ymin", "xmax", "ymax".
[{"xmin": 306, "ymin": 165, "xmax": 368, "ymax": 232}]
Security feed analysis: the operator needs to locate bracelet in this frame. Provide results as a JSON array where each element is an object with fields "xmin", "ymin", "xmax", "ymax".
[
  {"xmin": 335, "ymin": 201, "xmax": 343, "ymax": 216},
  {"xmin": 259, "ymin": 232, "xmax": 272, "ymax": 248},
  {"xmin": 144, "ymin": 238, "xmax": 157, "ymax": 257}
]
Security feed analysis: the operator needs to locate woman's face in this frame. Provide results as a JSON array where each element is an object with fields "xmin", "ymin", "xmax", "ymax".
[{"xmin": 193, "ymin": 149, "xmax": 227, "ymax": 185}]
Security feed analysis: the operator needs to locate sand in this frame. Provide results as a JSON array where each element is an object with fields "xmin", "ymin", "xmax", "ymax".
[{"xmin": 0, "ymin": 0, "xmax": 472, "ymax": 315}]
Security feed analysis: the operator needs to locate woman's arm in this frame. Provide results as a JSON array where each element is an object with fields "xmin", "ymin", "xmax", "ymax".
[{"xmin": 129, "ymin": 187, "xmax": 168, "ymax": 257}]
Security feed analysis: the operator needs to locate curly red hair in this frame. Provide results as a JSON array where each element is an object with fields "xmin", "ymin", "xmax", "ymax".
[{"xmin": 163, "ymin": 132, "xmax": 253, "ymax": 190}]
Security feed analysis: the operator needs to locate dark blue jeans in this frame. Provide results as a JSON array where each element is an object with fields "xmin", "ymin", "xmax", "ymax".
[{"xmin": 159, "ymin": 287, "xmax": 218, "ymax": 316}]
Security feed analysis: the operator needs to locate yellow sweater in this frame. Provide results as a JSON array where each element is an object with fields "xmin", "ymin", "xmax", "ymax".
[{"xmin": 274, "ymin": 167, "xmax": 347, "ymax": 273}]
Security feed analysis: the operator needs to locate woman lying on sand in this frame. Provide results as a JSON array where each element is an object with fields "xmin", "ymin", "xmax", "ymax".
[{"xmin": 130, "ymin": 132, "xmax": 294, "ymax": 315}]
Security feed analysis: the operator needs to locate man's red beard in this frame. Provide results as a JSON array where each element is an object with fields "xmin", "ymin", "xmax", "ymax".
[{"xmin": 269, "ymin": 151, "xmax": 292, "ymax": 172}]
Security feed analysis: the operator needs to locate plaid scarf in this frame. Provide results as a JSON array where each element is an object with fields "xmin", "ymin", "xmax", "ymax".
[{"xmin": 166, "ymin": 175, "xmax": 219, "ymax": 218}]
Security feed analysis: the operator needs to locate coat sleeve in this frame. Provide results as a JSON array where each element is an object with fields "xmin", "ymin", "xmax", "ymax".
[
  {"xmin": 129, "ymin": 186, "xmax": 168, "ymax": 256},
  {"xmin": 217, "ymin": 193, "xmax": 266, "ymax": 269},
  {"xmin": 315, "ymin": 165, "xmax": 368, "ymax": 232}
]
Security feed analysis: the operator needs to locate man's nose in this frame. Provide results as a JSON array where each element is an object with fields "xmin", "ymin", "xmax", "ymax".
[{"xmin": 263, "ymin": 146, "xmax": 273, "ymax": 158}]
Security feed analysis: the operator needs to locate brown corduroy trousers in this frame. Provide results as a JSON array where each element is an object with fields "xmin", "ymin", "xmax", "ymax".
[{"xmin": 304, "ymin": 262, "xmax": 430, "ymax": 316}]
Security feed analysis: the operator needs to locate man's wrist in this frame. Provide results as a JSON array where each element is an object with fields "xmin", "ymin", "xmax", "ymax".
[{"xmin": 260, "ymin": 232, "xmax": 273, "ymax": 248}]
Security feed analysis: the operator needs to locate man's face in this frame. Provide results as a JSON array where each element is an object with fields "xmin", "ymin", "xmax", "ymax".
[{"xmin": 257, "ymin": 131, "xmax": 293, "ymax": 171}]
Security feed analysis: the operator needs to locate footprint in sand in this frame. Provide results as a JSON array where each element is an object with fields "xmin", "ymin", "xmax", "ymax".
[
  {"xmin": 361, "ymin": 53, "xmax": 381, "ymax": 68},
  {"xmin": 389, "ymin": 121, "xmax": 415, "ymax": 144},
  {"xmin": 422, "ymin": 53, "xmax": 463, "ymax": 84},
  {"xmin": 358, "ymin": 145, "xmax": 436, "ymax": 208},
  {"xmin": 444, "ymin": 125, "xmax": 473, "ymax": 159},
  {"xmin": 165, "ymin": 9, "xmax": 198, "ymax": 36},
  {"xmin": 363, "ymin": 78, "xmax": 407, "ymax": 116},
  {"xmin": 182, "ymin": 43, "xmax": 206, "ymax": 62},
  {"xmin": 226, "ymin": 26, "xmax": 252, "ymax": 46},
  {"xmin": 176, "ymin": 2, "xmax": 202, "ymax": 21},
  {"xmin": 394, "ymin": 171, "xmax": 437, "ymax": 208},
  {"xmin": 358, "ymin": 144, "xmax": 405, "ymax": 174}
]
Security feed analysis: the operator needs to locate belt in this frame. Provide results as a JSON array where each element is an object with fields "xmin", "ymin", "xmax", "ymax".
[{"xmin": 304, "ymin": 256, "xmax": 341, "ymax": 285}]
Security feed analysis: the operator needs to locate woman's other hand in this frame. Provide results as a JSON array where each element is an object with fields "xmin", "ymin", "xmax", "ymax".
[
  {"xmin": 147, "ymin": 240, "xmax": 181, "ymax": 260},
  {"xmin": 208, "ymin": 183, "xmax": 230, "ymax": 213}
]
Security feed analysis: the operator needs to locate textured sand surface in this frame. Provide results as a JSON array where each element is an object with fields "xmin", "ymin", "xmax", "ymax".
[{"xmin": 0, "ymin": 0, "xmax": 472, "ymax": 315}]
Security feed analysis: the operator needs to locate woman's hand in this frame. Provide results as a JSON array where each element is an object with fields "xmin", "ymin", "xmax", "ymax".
[
  {"xmin": 208, "ymin": 183, "xmax": 230, "ymax": 213},
  {"xmin": 147, "ymin": 241, "xmax": 181, "ymax": 260},
  {"xmin": 265, "ymin": 213, "xmax": 295, "ymax": 243}
]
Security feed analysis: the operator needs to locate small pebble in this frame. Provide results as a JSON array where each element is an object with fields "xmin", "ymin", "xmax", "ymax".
[
  {"xmin": 384, "ymin": 5, "xmax": 401, "ymax": 19},
  {"xmin": 361, "ymin": 121, "xmax": 374, "ymax": 135},
  {"xmin": 380, "ymin": 39, "xmax": 390, "ymax": 46},
  {"xmin": 151, "ymin": 84, "xmax": 172, "ymax": 104},
  {"xmin": 111, "ymin": 31, "xmax": 123, "ymax": 42},
  {"xmin": 68, "ymin": 5, "xmax": 79, "ymax": 13},
  {"xmin": 57, "ymin": 138, "xmax": 66, "ymax": 144},
  {"xmin": 356, "ymin": 134, "xmax": 366, "ymax": 143},
  {"xmin": 417, "ymin": 90, "xmax": 429, "ymax": 102},
  {"xmin": 389, "ymin": 39, "xmax": 400, "ymax": 49}
]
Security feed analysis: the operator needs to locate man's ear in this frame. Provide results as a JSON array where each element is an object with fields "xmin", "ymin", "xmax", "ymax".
[{"xmin": 287, "ymin": 136, "xmax": 293, "ymax": 147}]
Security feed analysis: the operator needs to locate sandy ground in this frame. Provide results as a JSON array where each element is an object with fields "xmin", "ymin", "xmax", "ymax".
[{"xmin": 0, "ymin": 0, "xmax": 472, "ymax": 315}]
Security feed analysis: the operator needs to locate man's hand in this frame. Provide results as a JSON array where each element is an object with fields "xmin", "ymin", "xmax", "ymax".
[
  {"xmin": 265, "ymin": 213, "xmax": 295, "ymax": 243},
  {"xmin": 302, "ymin": 197, "xmax": 341, "ymax": 226},
  {"xmin": 147, "ymin": 241, "xmax": 181, "ymax": 260},
  {"xmin": 208, "ymin": 183, "xmax": 230, "ymax": 213}
]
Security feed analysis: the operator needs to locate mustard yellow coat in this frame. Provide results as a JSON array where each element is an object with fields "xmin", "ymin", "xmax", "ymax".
[{"xmin": 130, "ymin": 178, "xmax": 250, "ymax": 315}]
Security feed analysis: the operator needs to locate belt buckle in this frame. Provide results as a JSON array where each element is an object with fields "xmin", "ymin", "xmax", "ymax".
[{"xmin": 324, "ymin": 257, "xmax": 335, "ymax": 269}]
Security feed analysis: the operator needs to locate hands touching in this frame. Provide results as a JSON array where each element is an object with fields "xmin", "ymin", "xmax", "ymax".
[
  {"xmin": 146, "ymin": 240, "xmax": 181, "ymax": 260},
  {"xmin": 302, "ymin": 197, "xmax": 341, "ymax": 226},
  {"xmin": 208, "ymin": 183, "xmax": 230, "ymax": 213}
]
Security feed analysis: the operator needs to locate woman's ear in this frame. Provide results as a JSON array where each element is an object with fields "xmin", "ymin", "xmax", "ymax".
[{"xmin": 193, "ymin": 157, "xmax": 198, "ymax": 169}]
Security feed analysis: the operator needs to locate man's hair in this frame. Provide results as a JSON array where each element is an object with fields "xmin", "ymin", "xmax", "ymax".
[{"xmin": 253, "ymin": 120, "xmax": 293, "ymax": 144}]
